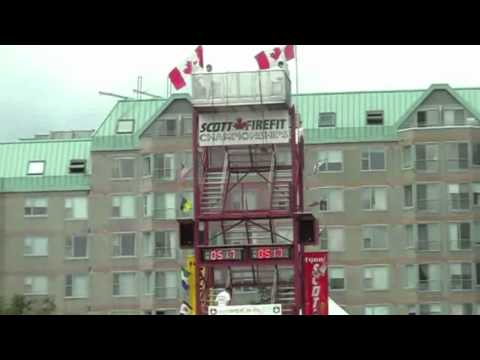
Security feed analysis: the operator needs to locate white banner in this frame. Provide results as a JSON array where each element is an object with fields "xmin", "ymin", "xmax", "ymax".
[
  {"xmin": 208, "ymin": 304, "xmax": 282, "ymax": 315},
  {"xmin": 199, "ymin": 110, "xmax": 290, "ymax": 147}
]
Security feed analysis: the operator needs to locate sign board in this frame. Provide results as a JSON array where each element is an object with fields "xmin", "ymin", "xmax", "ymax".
[
  {"xmin": 303, "ymin": 252, "xmax": 328, "ymax": 315},
  {"xmin": 198, "ymin": 110, "xmax": 290, "ymax": 147},
  {"xmin": 208, "ymin": 304, "xmax": 282, "ymax": 315}
]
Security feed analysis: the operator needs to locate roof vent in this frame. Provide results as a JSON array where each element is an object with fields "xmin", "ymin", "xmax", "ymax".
[{"xmin": 69, "ymin": 159, "xmax": 86, "ymax": 174}]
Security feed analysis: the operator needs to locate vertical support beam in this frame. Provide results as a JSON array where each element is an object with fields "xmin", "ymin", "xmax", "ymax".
[{"xmin": 192, "ymin": 109, "xmax": 202, "ymax": 314}]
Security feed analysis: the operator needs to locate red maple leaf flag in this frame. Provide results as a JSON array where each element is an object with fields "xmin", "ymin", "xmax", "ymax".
[
  {"xmin": 233, "ymin": 117, "xmax": 248, "ymax": 130},
  {"xmin": 255, "ymin": 45, "xmax": 295, "ymax": 70},
  {"xmin": 169, "ymin": 45, "xmax": 204, "ymax": 90}
]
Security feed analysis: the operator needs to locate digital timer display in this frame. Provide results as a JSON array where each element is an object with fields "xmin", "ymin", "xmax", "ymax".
[
  {"xmin": 202, "ymin": 248, "xmax": 244, "ymax": 261},
  {"xmin": 250, "ymin": 246, "xmax": 291, "ymax": 260}
]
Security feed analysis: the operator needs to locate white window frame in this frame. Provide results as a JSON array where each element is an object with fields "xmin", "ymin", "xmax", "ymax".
[
  {"xmin": 65, "ymin": 197, "xmax": 88, "ymax": 220},
  {"xmin": 361, "ymin": 186, "xmax": 388, "ymax": 211},
  {"xmin": 364, "ymin": 305, "xmax": 391, "ymax": 315},
  {"xmin": 415, "ymin": 182, "xmax": 441, "ymax": 212},
  {"xmin": 65, "ymin": 234, "xmax": 89, "ymax": 259},
  {"xmin": 419, "ymin": 303, "xmax": 443, "ymax": 315},
  {"xmin": 24, "ymin": 276, "xmax": 48, "ymax": 296},
  {"xmin": 65, "ymin": 273, "xmax": 89, "ymax": 299},
  {"xmin": 157, "ymin": 118, "xmax": 177, "ymax": 136},
  {"xmin": 402, "ymin": 145, "xmax": 414, "ymax": 169},
  {"xmin": 363, "ymin": 265, "xmax": 389, "ymax": 291},
  {"xmin": 24, "ymin": 237, "xmax": 48, "ymax": 257},
  {"xmin": 112, "ymin": 271, "xmax": 138, "ymax": 298},
  {"xmin": 155, "ymin": 193, "xmax": 177, "ymax": 219},
  {"xmin": 448, "ymin": 183, "xmax": 470, "ymax": 212},
  {"xmin": 416, "ymin": 107, "xmax": 440, "ymax": 128},
  {"xmin": 116, "ymin": 119, "xmax": 135, "ymax": 134},
  {"xmin": 472, "ymin": 183, "xmax": 480, "ymax": 207},
  {"xmin": 361, "ymin": 225, "xmax": 389, "ymax": 251},
  {"xmin": 314, "ymin": 150, "xmax": 343, "ymax": 173},
  {"xmin": 143, "ymin": 193, "xmax": 153, "ymax": 217},
  {"xmin": 415, "ymin": 143, "xmax": 440, "ymax": 172},
  {"xmin": 328, "ymin": 266, "xmax": 345, "ymax": 291},
  {"xmin": 143, "ymin": 155, "xmax": 152, "ymax": 177},
  {"xmin": 446, "ymin": 141, "xmax": 469, "ymax": 171},
  {"xmin": 112, "ymin": 157, "xmax": 136, "ymax": 180},
  {"xmin": 449, "ymin": 262, "xmax": 473, "ymax": 291},
  {"xmin": 315, "ymin": 187, "xmax": 344, "ymax": 212},
  {"xmin": 361, "ymin": 148, "xmax": 386, "ymax": 171},
  {"xmin": 415, "ymin": 223, "xmax": 441, "ymax": 252},
  {"xmin": 155, "ymin": 271, "xmax": 179, "ymax": 300},
  {"xmin": 112, "ymin": 195, "xmax": 136, "ymax": 219},
  {"xmin": 24, "ymin": 198, "xmax": 48, "ymax": 217},
  {"xmin": 319, "ymin": 226, "xmax": 345, "ymax": 252},
  {"xmin": 154, "ymin": 153, "xmax": 175, "ymax": 181},
  {"xmin": 448, "ymin": 222, "xmax": 472, "ymax": 251},
  {"xmin": 143, "ymin": 231, "xmax": 177, "ymax": 259},
  {"xmin": 112, "ymin": 233, "xmax": 136, "ymax": 258},
  {"xmin": 27, "ymin": 161, "xmax": 45, "ymax": 175},
  {"xmin": 403, "ymin": 184, "xmax": 414, "ymax": 209}
]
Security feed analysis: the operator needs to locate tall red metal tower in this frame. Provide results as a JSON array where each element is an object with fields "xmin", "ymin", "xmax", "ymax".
[{"xmin": 190, "ymin": 69, "xmax": 307, "ymax": 315}]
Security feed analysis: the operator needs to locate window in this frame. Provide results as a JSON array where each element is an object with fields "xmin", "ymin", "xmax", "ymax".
[
  {"xmin": 315, "ymin": 188, "xmax": 344, "ymax": 212},
  {"xmin": 232, "ymin": 190, "xmax": 257, "ymax": 210},
  {"xmin": 404, "ymin": 185, "xmax": 413, "ymax": 208},
  {"xmin": 366, "ymin": 111, "xmax": 384, "ymax": 125},
  {"xmin": 143, "ymin": 231, "xmax": 176, "ymax": 258},
  {"xmin": 155, "ymin": 193, "xmax": 176, "ymax": 219},
  {"xmin": 155, "ymin": 271, "xmax": 178, "ymax": 299},
  {"xmin": 448, "ymin": 223, "xmax": 471, "ymax": 250},
  {"xmin": 154, "ymin": 154, "xmax": 175, "ymax": 180},
  {"xmin": 418, "ymin": 264, "xmax": 441, "ymax": 292},
  {"xmin": 179, "ymin": 152, "xmax": 193, "ymax": 180},
  {"xmin": 417, "ymin": 223, "xmax": 440, "ymax": 251},
  {"xmin": 402, "ymin": 145, "xmax": 413, "ymax": 169},
  {"xmin": 443, "ymin": 109, "xmax": 465, "ymax": 126},
  {"xmin": 419, "ymin": 303, "xmax": 442, "ymax": 315},
  {"xmin": 27, "ymin": 161, "xmax": 45, "ymax": 175},
  {"xmin": 318, "ymin": 112, "xmax": 336, "ymax": 127},
  {"xmin": 158, "ymin": 119, "xmax": 177, "ymax": 136},
  {"xmin": 24, "ymin": 198, "xmax": 48, "ymax": 217},
  {"xmin": 405, "ymin": 225, "xmax": 415, "ymax": 249},
  {"xmin": 65, "ymin": 274, "xmax": 89, "ymax": 298},
  {"xmin": 451, "ymin": 304, "xmax": 473, "ymax": 315},
  {"xmin": 448, "ymin": 184, "xmax": 470, "ymax": 210},
  {"xmin": 319, "ymin": 227, "xmax": 344, "ymax": 252},
  {"xmin": 363, "ymin": 266, "xmax": 389, "ymax": 290},
  {"xmin": 24, "ymin": 276, "xmax": 48, "ymax": 295},
  {"xmin": 113, "ymin": 233, "xmax": 136, "ymax": 257},
  {"xmin": 314, "ymin": 150, "xmax": 343, "ymax": 173},
  {"xmin": 65, "ymin": 235, "xmax": 88, "ymax": 258},
  {"xmin": 473, "ymin": 143, "xmax": 480, "ymax": 166},
  {"xmin": 365, "ymin": 305, "xmax": 390, "ymax": 315},
  {"xmin": 473, "ymin": 183, "xmax": 480, "ymax": 206},
  {"xmin": 116, "ymin": 119, "xmax": 135, "ymax": 134},
  {"xmin": 361, "ymin": 148, "xmax": 385, "ymax": 171},
  {"xmin": 362, "ymin": 226, "xmax": 388, "ymax": 250},
  {"xmin": 65, "ymin": 197, "xmax": 88, "ymax": 219},
  {"xmin": 416, "ymin": 183, "xmax": 440, "ymax": 212},
  {"xmin": 476, "ymin": 263, "xmax": 480, "ymax": 286},
  {"xmin": 416, "ymin": 109, "xmax": 439, "ymax": 127},
  {"xmin": 449, "ymin": 263, "xmax": 473, "ymax": 290},
  {"xmin": 143, "ymin": 155, "xmax": 152, "ymax": 177},
  {"xmin": 144, "ymin": 271, "xmax": 154, "ymax": 295},
  {"xmin": 112, "ymin": 195, "xmax": 135, "ymax": 218},
  {"xmin": 447, "ymin": 143, "xmax": 469, "ymax": 170},
  {"xmin": 143, "ymin": 193, "xmax": 153, "ymax": 217},
  {"xmin": 475, "ymin": 223, "xmax": 480, "ymax": 246},
  {"xmin": 276, "ymin": 227, "xmax": 293, "ymax": 244},
  {"xmin": 183, "ymin": 115, "xmax": 193, "ymax": 135},
  {"xmin": 24, "ymin": 237, "xmax": 48, "ymax": 256},
  {"xmin": 329, "ymin": 267, "xmax": 345, "ymax": 290},
  {"xmin": 361, "ymin": 187, "xmax": 387, "ymax": 211},
  {"xmin": 69, "ymin": 159, "xmax": 86, "ymax": 174},
  {"xmin": 415, "ymin": 144, "xmax": 439, "ymax": 171},
  {"xmin": 113, "ymin": 272, "xmax": 137, "ymax": 297},
  {"xmin": 112, "ymin": 158, "xmax": 135, "ymax": 179},
  {"xmin": 404, "ymin": 265, "xmax": 417, "ymax": 289}
]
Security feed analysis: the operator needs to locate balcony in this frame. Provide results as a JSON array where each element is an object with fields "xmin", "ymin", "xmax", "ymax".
[
  {"xmin": 449, "ymin": 278, "xmax": 473, "ymax": 291},
  {"xmin": 417, "ymin": 280, "xmax": 442, "ymax": 292},
  {"xmin": 191, "ymin": 70, "xmax": 291, "ymax": 108}
]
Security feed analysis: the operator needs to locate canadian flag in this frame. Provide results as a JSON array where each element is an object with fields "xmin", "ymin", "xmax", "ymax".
[
  {"xmin": 169, "ymin": 45, "xmax": 204, "ymax": 90},
  {"xmin": 255, "ymin": 45, "xmax": 295, "ymax": 70}
]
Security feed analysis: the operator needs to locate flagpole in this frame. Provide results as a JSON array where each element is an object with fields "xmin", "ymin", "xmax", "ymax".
[{"xmin": 295, "ymin": 45, "xmax": 299, "ymax": 95}]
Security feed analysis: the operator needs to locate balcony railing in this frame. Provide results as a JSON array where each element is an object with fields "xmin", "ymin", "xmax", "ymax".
[
  {"xmin": 416, "ymin": 239, "xmax": 441, "ymax": 252},
  {"xmin": 415, "ymin": 160, "xmax": 439, "ymax": 172},
  {"xmin": 447, "ymin": 158, "xmax": 469, "ymax": 170},
  {"xmin": 154, "ymin": 208, "xmax": 193, "ymax": 220},
  {"xmin": 449, "ymin": 197, "xmax": 470, "ymax": 210},
  {"xmin": 144, "ymin": 247, "xmax": 178, "ymax": 260},
  {"xmin": 417, "ymin": 280, "xmax": 442, "ymax": 292},
  {"xmin": 416, "ymin": 199, "xmax": 440, "ymax": 212},
  {"xmin": 155, "ymin": 287, "xmax": 179, "ymax": 300},
  {"xmin": 449, "ymin": 240, "xmax": 472, "ymax": 251},
  {"xmin": 449, "ymin": 278, "xmax": 473, "ymax": 291},
  {"xmin": 191, "ymin": 70, "xmax": 291, "ymax": 107}
]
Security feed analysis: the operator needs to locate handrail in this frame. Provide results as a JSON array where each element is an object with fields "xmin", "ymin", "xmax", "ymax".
[{"xmin": 271, "ymin": 266, "xmax": 278, "ymax": 304}]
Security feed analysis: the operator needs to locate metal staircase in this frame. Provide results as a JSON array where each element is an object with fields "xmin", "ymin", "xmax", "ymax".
[
  {"xmin": 200, "ymin": 154, "xmax": 228, "ymax": 213},
  {"xmin": 271, "ymin": 168, "xmax": 292, "ymax": 210},
  {"xmin": 271, "ymin": 267, "xmax": 296, "ymax": 315}
]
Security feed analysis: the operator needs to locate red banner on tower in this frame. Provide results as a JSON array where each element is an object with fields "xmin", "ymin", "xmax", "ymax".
[{"xmin": 303, "ymin": 252, "xmax": 328, "ymax": 315}]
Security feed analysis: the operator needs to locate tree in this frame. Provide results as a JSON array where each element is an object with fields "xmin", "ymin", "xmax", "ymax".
[{"xmin": 0, "ymin": 295, "xmax": 56, "ymax": 315}]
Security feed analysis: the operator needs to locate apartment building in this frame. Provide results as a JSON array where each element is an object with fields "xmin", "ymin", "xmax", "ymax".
[{"xmin": 1, "ymin": 83, "xmax": 480, "ymax": 314}]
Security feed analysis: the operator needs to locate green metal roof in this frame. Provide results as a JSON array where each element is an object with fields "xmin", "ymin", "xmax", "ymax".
[{"xmin": 0, "ymin": 139, "xmax": 91, "ymax": 192}]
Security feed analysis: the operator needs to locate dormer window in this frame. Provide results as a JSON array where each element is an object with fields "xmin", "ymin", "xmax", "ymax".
[
  {"xmin": 417, "ymin": 109, "xmax": 439, "ymax": 127},
  {"xmin": 69, "ymin": 159, "xmax": 87, "ymax": 174},
  {"xmin": 116, "ymin": 119, "xmax": 135, "ymax": 134},
  {"xmin": 366, "ymin": 111, "xmax": 384, "ymax": 126},
  {"xmin": 27, "ymin": 161, "xmax": 45, "ymax": 175}
]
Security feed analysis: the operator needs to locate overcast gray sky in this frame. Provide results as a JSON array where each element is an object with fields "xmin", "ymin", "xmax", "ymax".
[{"xmin": 1, "ymin": 45, "xmax": 479, "ymax": 142}]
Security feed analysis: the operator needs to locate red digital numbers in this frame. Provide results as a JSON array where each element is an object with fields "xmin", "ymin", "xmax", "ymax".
[
  {"xmin": 252, "ymin": 247, "xmax": 289, "ymax": 260},
  {"xmin": 209, "ymin": 249, "xmax": 224, "ymax": 261}
]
